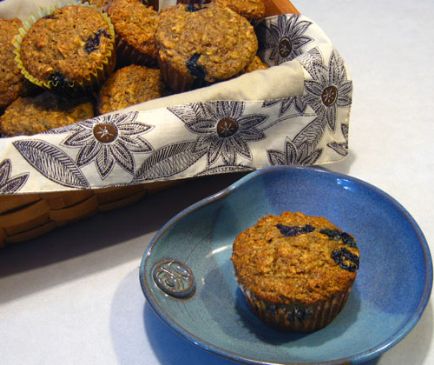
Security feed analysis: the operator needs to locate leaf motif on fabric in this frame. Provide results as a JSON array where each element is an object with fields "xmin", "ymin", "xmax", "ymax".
[
  {"xmin": 327, "ymin": 142, "xmax": 348, "ymax": 156},
  {"xmin": 196, "ymin": 164, "xmax": 254, "ymax": 177},
  {"xmin": 134, "ymin": 141, "xmax": 207, "ymax": 181},
  {"xmin": 13, "ymin": 140, "xmax": 89, "ymax": 188},
  {"xmin": 0, "ymin": 159, "xmax": 29, "ymax": 194},
  {"xmin": 267, "ymin": 150, "xmax": 287, "ymax": 165},
  {"xmin": 167, "ymin": 105, "xmax": 201, "ymax": 125},
  {"xmin": 327, "ymin": 122, "xmax": 349, "ymax": 156},
  {"xmin": 267, "ymin": 139, "xmax": 322, "ymax": 166},
  {"xmin": 292, "ymin": 117, "xmax": 326, "ymax": 147}
]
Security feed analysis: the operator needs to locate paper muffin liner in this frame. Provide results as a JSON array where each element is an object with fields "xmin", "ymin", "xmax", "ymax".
[
  {"xmin": 158, "ymin": 56, "xmax": 196, "ymax": 93},
  {"xmin": 115, "ymin": 37, "xmax": 158, "ymax": 68},
  {"xmin": 240, "ymin": 284, "xmax": 352, "ymax": 332},
  {"xmin": 13, "ymin": 0, "xmax": 116, "ymax": 95}
]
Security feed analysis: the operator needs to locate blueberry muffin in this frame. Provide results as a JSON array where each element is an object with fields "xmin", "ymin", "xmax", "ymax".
[
  {"xmin": 243, "ymin": 55, "xmax": 268, "ymax": 73},
  {"xmin": 0, "ymin": 19, "xmax": 26, "ymax": 110},
  {"xmin": 83, "ymin": 0, "xmax": 113, "ymax": 12},
  {"xmin": 108, "ymin": 0, "xmax": 159, "ymax": 66},
  {"xmin": 214, "ymin": 0, "xmax": 265, "ymax": 21},
  {"xmin": 16, "ymin": 4, "xmax": 115, "ymax": 94},
  {"xmin": 0, "ymin": 92, "xmax": 94, "ymax": 136},
  {"xmin": 97, "ymin": 65, "xmax": 162, "ymax": 114},
  {"xmin": 156, "ymin": 3, "xmax": 258, "ymax": 92},
  {"xmin": 232, "ymin": 211, "xmax": 360, "ymax": 332}
]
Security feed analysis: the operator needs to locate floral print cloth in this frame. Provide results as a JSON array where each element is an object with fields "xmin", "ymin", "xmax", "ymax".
[{"xmin": 0, "ymin": 13, "xmax": 352, "ymax": 194}]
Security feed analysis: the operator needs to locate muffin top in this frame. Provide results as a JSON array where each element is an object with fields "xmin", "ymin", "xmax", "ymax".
[
  {"xmin": 0, "ymin": 92, "xmax": 94, "ymax": 136},
  {"xmin": 108, "ymin": 0, "xmax": 159, "ymax": 58},
  {"xmin": 214, "ymin": 0, "xmax": 265, "ymax": 20},
  {"xmin": 0, "ymin": 18, "xmax": 25, "ymax": 109},
  {"xmin": 232, "ymin": 212, "xmax": 360, "ymax": 305},
  {"xmin": 156, "ymin": 3, "xmax": 258, "ymax": 83},
  {"xmin": 98, "ymin": 65, "xmax": 162, "ymax": 114},
  {"xmin": 19, "ymin": 5, "xmax": 114, "ymax": 87}
]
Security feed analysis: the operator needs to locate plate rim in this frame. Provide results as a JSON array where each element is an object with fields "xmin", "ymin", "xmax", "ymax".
[{"xmin": 139, "ymin": 166, "xmax": 433, "ymax": 365}]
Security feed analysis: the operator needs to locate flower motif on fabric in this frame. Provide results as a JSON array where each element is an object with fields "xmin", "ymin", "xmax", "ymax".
[
  {"xmin": 62, "ymin": 112, "xmax": 152, "ymax": 179},
  {"xmin": 169, "ymin": 101, "xmax": 267, "ymax": 166},
  {"xmin": 0, "ymin": 159, "xmax": 29, "ymax": 194},
  {"xmin": 268, "ymin": 139, "xmax": 322, "ymax": 166},
  {"xmin": 304, "ymin": 50, "xmax": 352, "ymax": 131},
  {"xmin": 296, "ymin": 47, "xmax": 324, "ymax": 78},
  {"xmin": 260, "ymin": 15, "xmax": 312, "ymax": 65},
  {"xmin": 262, "ymin": 95, "xmax": 308, "ymax": 117}
]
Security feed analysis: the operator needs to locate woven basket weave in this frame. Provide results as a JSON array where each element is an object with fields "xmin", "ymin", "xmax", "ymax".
[{"xmin": 0, "ymin": 0, "xmax": 300, "ymax": 246}]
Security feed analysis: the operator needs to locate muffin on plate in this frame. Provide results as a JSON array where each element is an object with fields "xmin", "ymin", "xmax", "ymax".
[
  {"xmin": 0, "ymin": 18, "xmax": 26, "ymax": 110},
  {"xmin": 156, "ymin": 3, "xmax": 258, "ymax": 92},
  {"xmin": 214, "ymin": 0, "xmax": 265, "ymax": 21},
  {"xmin": 15, "ymin": 4, "xmax": 115, "ymax": 94},
  {"xmin": 0, "ymin": 92, "xmax": 94, "ymax": 136},
  {"xmin": 97, "ymin": 65, "xmax": 162, "ymax": 114},
  {"xmin": 232, "ymin": 211, "xmax": 360, "ymax": 332},
  {"xmin": 108, "ymin": 0, "xmax": 159, "ymax": 66}
]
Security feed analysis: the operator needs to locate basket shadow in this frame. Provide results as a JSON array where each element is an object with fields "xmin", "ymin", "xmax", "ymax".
[{"xmin": 0, "ymin": 173, "xmax": 246, "ymax": 304}]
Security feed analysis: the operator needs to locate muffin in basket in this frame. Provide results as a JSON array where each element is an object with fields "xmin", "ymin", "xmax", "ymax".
[
  {"xmin": 243, "ymin": 55, "xmax": 268, "ymax": 73},
  {"xmin": 231, "ymin": 211, "xmax": 360, "ymax": 332},
  {"xmin": 97, "ymin": 65, "xmax": 162, "ymax": 114},
  {"xmin": 108, "ymin": 0, "xmax": 159, "ymax": 66},
  {"xmin": 0, "ymin": 19, "xmax": 26, "ymax": 110},
  {"xmin": 156, "ymin": 3, "xmax": 258, "ymax": 92},
  {"xmin": 214, "ymin": 0, "xmax": 266, "ymax": 21},
  {"xmin": 82, "ymin": 0, "xmax": 113, "ymax": 12},
  {"xmin": 15, "ymin": 4, "xmax": 116, "ymax": 94},
  {"xmin": 0, "ymin": 92, "xmax": 94, "ymax": 137}
]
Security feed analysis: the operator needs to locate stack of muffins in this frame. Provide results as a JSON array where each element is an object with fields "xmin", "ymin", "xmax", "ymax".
[{"xmin": 0, "ymin": 0, "xmax": 269, "ymax": 137}]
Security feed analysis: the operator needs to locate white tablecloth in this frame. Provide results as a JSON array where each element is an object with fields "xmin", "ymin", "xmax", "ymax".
[{"xmin": 0, "ymin": 0, "xmax": 433, "ymax": 364}]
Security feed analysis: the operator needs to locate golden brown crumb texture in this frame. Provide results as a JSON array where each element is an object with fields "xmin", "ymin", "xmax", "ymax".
[
  {"xmin": 0, "ymin": 19, "xmax": 25, "ymax": 109},
  {"xmin": 232, "ymin": 212, "xmax": 360, "ymax": 305},
  {"xmin": 98, "ymin": 65, "xmax": 162, "ymax": 114}
]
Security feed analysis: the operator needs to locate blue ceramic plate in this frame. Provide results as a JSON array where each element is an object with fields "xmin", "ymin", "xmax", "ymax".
[{"xmin": 140, "ymin": 166, "xmax": 432, "ymax": 365}]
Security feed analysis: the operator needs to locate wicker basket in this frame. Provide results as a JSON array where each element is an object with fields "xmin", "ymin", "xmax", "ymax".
[{"xmin": 0, "ymin": 0, "xmax": 335, "ymax": 246}]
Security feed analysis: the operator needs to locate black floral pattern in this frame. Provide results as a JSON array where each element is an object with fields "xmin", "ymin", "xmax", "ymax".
[
  {"xmin": 259, "ymin": 15, "xmax": 312, "ymax": 65},
  {"xmin": 328, "ymin": 123, "xmax": 349, "ymax": 156},
  {"xmin": 0, "ymin": 159, "xmax": 29, "ymax": 194},
  {"xmin": 0, "ymin": 15, "xmax": 352, "ymax": 194},
  {"xmin": 268, "ymin": 139, "xmax": 322, "ymax": 166},
  {"xmin": 304, "ymin": 50, "xmax": 352, "ymax": 131},
  {"xmin": 62, "ymin": 112, "xmax": 152, "ymax": 179},
  {"xmin": 296, "ymin": 47, "xmax": 324, "ymax": 78},
  {"xmin": 262, "ymin": 95, "xmax": 308, "ymax": 117},
  {"xmin": 13, "ymin": 140, "xmax": 89, "ymax": 188},
  {"xmin": 169, "ymin": 101, "xmax": 268, "ymax": 166}
]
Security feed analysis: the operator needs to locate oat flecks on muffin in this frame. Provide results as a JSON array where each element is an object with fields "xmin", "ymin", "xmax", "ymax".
[
  {"xmin": 18, "ymin": 5, "xmax": 114, "ymax": 90},
  {"xmin": 231, "ymin": 211, "xmax": 360, "ymax": 331},
  {"xmin": 214, "ymin": 0, "xmax": 265, "ymax": 21},
  {"xmin": 156, "ymin": 3, "xmax": 258, "ymax": 90},
  {"xmin": 108, "ymin": 0, "xmax": 159, "ymax": 63},
  {"xmin": 98, "ymin": 65, "xmax": 162, "ymax": 114},
  {"xmin": 0, "ymin": 92, "xmax": 94, "ymax": 136},
  {"xmin": 0, "ymin": 19, "xmax": 26, "ymax": 109}
]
